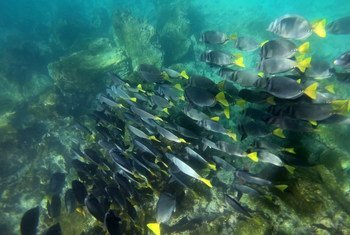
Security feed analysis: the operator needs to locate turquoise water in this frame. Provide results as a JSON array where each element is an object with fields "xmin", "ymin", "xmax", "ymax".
[{"xmin": 1, "ymin": 0, "xmax": 350, "ymax": 234}]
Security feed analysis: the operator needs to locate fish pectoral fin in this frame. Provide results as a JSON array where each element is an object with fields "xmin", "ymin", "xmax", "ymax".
[
  {"xmin": 297, "ymin": 42, "xmax": 310, "ymax": 54},
  {"xmin": 303, "ymin": 82, "xmax": 318, "ymax": 100},
  {"xmin": 296, "ymin": 57, "xmax": 312, "ymax": 72},
  {"xmin": 147, "ymin": 223, "xmax": 161, "ymax": 235},
  {"xmin": 199, "ymin": 177, "xmax": 213, "ymax": 188},
  {"xmin": 312, "ymin": 19, "xmax": 327, "ymax": 38}
]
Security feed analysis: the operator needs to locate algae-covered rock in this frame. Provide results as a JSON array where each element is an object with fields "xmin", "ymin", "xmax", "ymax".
[
  {"xmin": 156, "ymin": 1, "xmax": 193, "ymax": 65},
  {"xmin": 48, "ymin": 37, "xmax": 130, "ymax": 95},
  {"xmin": 113, "ymin": 11, "xmax": 163, "ymax": 69}
]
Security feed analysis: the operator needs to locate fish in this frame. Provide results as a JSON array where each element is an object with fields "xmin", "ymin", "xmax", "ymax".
[
  {"xmin": 238, "ymin": 120, "xmax": 271, "ymax": 140},
  {"xmin": 189, "ymin": 75, "xmax": 219, "ymax": 94},
  {"xmin": 47, "ymin": 194, "xmax": 61, "ymax": 218},
  {"xmin": 225, "ymin": 194, "xmax": 252, "ymax": 218},
  {"xmin": 165, "ymin": 153, "xmax": 212, "ymax": 188},
  {"xmin": 104, "ymin": 210, "xmax": 122, "ymax": 235},
  {"xmin": 20, "ymin": 206, "xmax": 40, "ymax": 235},
  {"xmin": 44, "ymin": 223, "xmax": 62, "ymax": 235},
  {"xmin": 184, "ymin": 87, "xmax": 216, "ymax": 107},
  {"xmin": 268, "ymin": 14, "xmax": 326, "ymax": 39},
  {"xmin": 216, "ymin": 141, "xmax": 247, "ymax": 157},
  {"xmin": 183, "ymin": 105, "xmax": 218, "ymax": 121},
  {"xmin": 138, "ymin": 64, "xmax": 163, "ymax": 83},
  {"xmin": 257, "ymin": 150, "xmax": 284, "ymax": 167},
  {"xmin": 259, "ymin": 76, "xmax": 318, "ymax": 100},
  {"xmin": 185, "ymin": 146, "xmax": 216, "ymax": 170},
  {"xmin": 327, "ymin": 16, "xmax": 350, "ymax": 34},
  {"xmin": 64, "ymin": 189, "xmax": 77, "ymax": 213},
  {"xmin": 201, "ymin": 50, "xmax": 245, "ymax": 67},
  {"xmin": 130, "ymin": 105, "xmax": 163, "ymax": 122},
  {"xmin": 235, "ymin": 170, "xmax": 273, "ymax": 186},
  {"xmin": 71, "ymin": 180, "xmax": 88, "ymax": 204},
  {"xmin": 259, "ymin": 56, "xmax": 311, "ymax": 74},
  {"xmin": 238, "ymin": 89, "xmax": 273, "ymax": 104},
  {"xmin": 265, "ymin": 115, "xmax": 314, "ymax": 132},
  {"xmin": 156, "ymin": 125, "xmax": 187, "ymax": 143},
  {"xmin": 109, "ymin": 148, "xmax": 134, "ymax": 175},
  {"xmin": 233, "ymin": 184, "xmax": 262, "ymax": 198},
  {"xmin": 105, "ymin": 186, "xmax": 127, "ymax": 210},
  {"xmin": 128, "ymin": 125, "xmax": 160, "ymax": 142},
  {"xmin": 260, "ymin": 39, "xmax": 309, "ymax": 58},
  {"xmin": 230, "ymin": 70, "xmax": 261, "ymax": 87},
  {"xmin": 334, "ymin": 51, "xmax": 350, "ymax": 69},
  {"xmin": 85, "ymin": 194, "xmax": 105, "ymax": 222},
  {"xmin": 162, "ymin": 67, "xmax": 189, "ymax": 80},
  {"xmin": 305, "ymin": 60, "xmax": 334, "ymax": 80},
  {"xmin": 219, "ymin": 67, "xmax": 236, "ymax": 79},
  {"xmin": 155, "ymin": 84, "xmax": 183, "ymax": 101},
  {"xmin": 197, "ymin": 119, "xmax": 237, "ymax": 141},
  {"xmin": 147, "ymin": 192, "xmax": 176, "ymax": 235},
  {"xmin": 234, "ymin": 36, "xmax": 260, "ymax": 51},
  {"xmin": 200, "ymin": 30, "xmax": 231, "ymax": 44},
  {"xmin": 48, "ymin": 172, "xmax": 66, "ymax": 195}
]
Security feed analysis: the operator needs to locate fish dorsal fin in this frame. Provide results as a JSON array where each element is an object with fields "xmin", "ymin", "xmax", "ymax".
[
  {"xmin": 304, "ymin": 82, "xmax": 318, "ymax": 100},
  {"xmin": 312, "ymin": 19, "xmax": 327, "ymax": 38},
  {"xmin": 297, "ymin": 42, "xmax": 310, "ymax": 54}
]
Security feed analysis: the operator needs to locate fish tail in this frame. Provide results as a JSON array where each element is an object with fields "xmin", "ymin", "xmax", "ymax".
[
  {"xmin": 162, "ymin": 108, "xmax": 169, "ymax": 115},
  {"xmin": 199, "ymin": 177, "xmax": 213, "ymax": 188},
  {"xmin": 273, "ymin": 128, "xmax": 286, "ymax": 138},
  {"xmin": 174, "ymin": 83, "xmax": 184, "ymax": 91},
  {"xmin": 296, "ymin": 56, "xmax": 312, "ymax": 72},
  {"xmin": 309, "ymin": 120, "xmax": 318, "ymax": 126},
  {"xmin": 149, "ymin": 135, "xmax": 161, "ymax": 142},
  {"xmin": 129, "ymin": 97, "xmax": 137, "ymax": 102},
  {"xmin": 282, "ymin": 147, "xmax": 296, "ymax": 154},
  {"xmin": 233, "ymin": 53, "xmax": 245, "ymax": 68},
  {"xmin": 226, "ymin": 131, "xmax": 237, "ymax": 141},
  {"xmin": 325, "ymin": 84, "xmax": 335, "ymax": 94},
  {"xmin": 180, "ymin": 70, "xmax": 189, "ymax": 79},
  {"xmin": 137, "ymin": 84, "xmax": 145, "ymax": 93},
  {"xmin": 266, "ymin": 96, "xmax": 276, "ymax": 105},
  {"xmin": 208, "ymin": 163, "xmax": 217, "ymax": 171},
  {"xmin": 297, "ymin": 42, "xmax": 310, "ymax": 54},
  {"xmin": 312, "ymin": 19, "xmax": 327, "ymax": 38},
  {"xmin": 147, "ymin": 223, "xmax": 161, "ymax": 235},
  {"xmin": 235, "ymin": 98, "xmax": 246, "ymax": 107},
  {"xmin": 331, "ymin": 100, "xmax": 350, "ymax": 114},
  {"xmin": 178, "ymin": 138, "xmax": 188, "ymax": 144},
  {"xmin": 259, "ymin": 40, "xmax": 269, "ymax": 47},
  {"xmin": 229, "ymin": 33, "xmax": 238, "ymax": 40},
  {"xmin": 247, "ymin": 152, "xmax": 258, "ymax": 162},
  {"xmin": 215, "ymin": 91, "xmax": 229, "ymax": 106},
  {"xmin": 303, "ymin": 82, "xmax": 318, "ymax": 100},
  {"xmin": 161, "ymin": 71, "xmax": 170, "ymax": 80},
  {"xmin": 210, "ymin": 116, "xmax": 220, "ymax": 121},
  {"xmin": 284, "ymin": 164, "xmax": 295, "ymax": 174},
  {"xmin": 224, "ymin": 107, "xmax": 230, "ymax": 119},
  {"xmin": 274, "ymin": 184, "xmax": 288, "ymax": 192}
]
